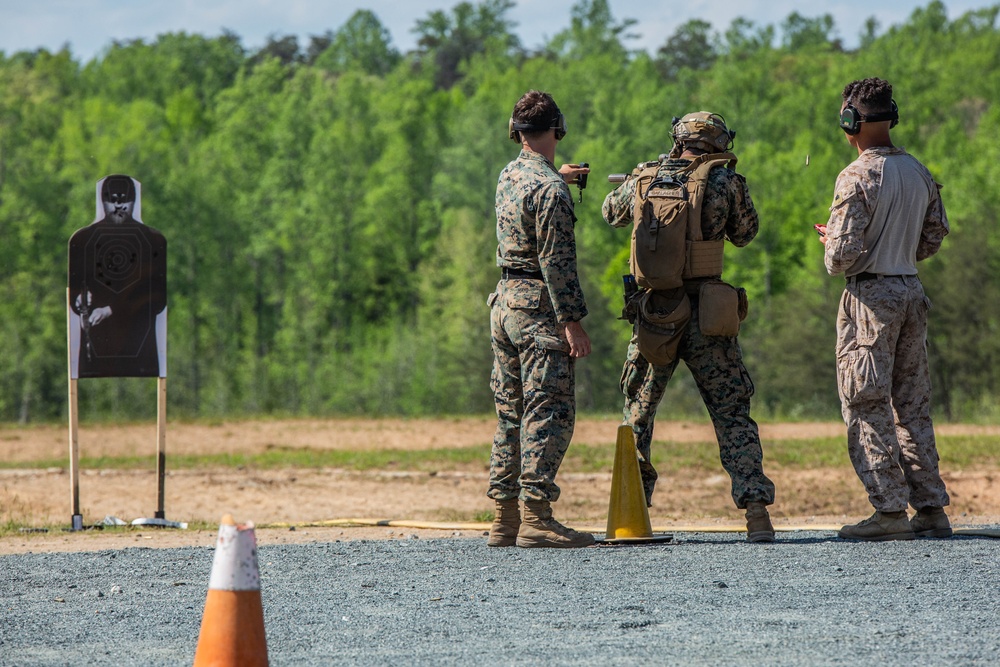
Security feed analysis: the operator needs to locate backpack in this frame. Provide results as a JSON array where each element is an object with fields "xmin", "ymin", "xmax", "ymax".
[{"xmin": 630, "ymin": 152, "xmax": 737, "ymax": 290}]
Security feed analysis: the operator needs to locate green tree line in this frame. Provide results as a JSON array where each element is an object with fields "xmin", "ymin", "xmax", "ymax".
[{"xmin": 1, "ymin": 0, "xmax": 998, "ymax": 423}]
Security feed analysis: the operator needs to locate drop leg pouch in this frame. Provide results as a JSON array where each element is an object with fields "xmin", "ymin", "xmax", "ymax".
[{"xmin": 636, "ymin": 288, "xmax": 691, "ymax": 365}]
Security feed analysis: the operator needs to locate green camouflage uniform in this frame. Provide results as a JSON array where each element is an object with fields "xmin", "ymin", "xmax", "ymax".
[
  {"xmin": 603, "ymin": 157, "xmax": 775, "ymax": 509},
  {"xmin": 825, "ymin": 146, "xmax": 950, "ymax": 512},
  {"xmin": 488, "ymin": 150, "xmax": 587, "ymax": 503}
]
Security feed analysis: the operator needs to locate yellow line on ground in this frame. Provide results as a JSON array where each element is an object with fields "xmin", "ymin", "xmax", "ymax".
[
  {"xmin": 263, "ymin": 519, "xmax": 842, "ymax": 533},
  {"xmin": 260, "ymin": 519, "xmax": 998, "ymax": 537},
  {"xmin": 953, "ymin": 528, "xmax": 1000, "ymax": 537}
]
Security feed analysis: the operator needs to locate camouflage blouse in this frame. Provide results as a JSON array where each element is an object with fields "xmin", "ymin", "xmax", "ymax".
[
  {"xmin": 824, "ymin": 146, "xmax": 948, "ymax": 276},
  {"xmin": 495, "ymin": 150, "xmax": 587, "ymax": 323}
]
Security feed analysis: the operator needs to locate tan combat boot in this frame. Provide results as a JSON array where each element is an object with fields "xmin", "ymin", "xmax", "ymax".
[
  {"xmin": 516, "ymin": 500, "xmax": 595, "ymax": 548},
  {"xmin": 487, "ymin": 498, "xmax": 521, "ymax": 547},
  {"xmin": 745, "ymin": 501, "xmax": 775, "ymax": 543},
  {"xmin": 910, "ymin": 507, "xmax": 953, "ymax": 538},
  {"xmin": 838, "ymin": 510, "xmax": 915, "ymax": 541}
]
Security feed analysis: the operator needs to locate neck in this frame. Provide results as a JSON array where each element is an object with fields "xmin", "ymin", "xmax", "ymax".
[
  {"xmin": 521, "ymin": 133, "xmax": 557, "ymax": 163},
  {"xmin": 853, "ymin": 125, "xmax": 894, "ymax": 154}
]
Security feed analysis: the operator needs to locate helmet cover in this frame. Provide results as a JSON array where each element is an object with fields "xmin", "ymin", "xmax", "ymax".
[{"xmin": 671, "ymin": 112, "xmax": 735, "ymax": 153}]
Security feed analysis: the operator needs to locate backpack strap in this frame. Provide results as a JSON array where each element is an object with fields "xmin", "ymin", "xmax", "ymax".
[
  {"xmin": 682, "ymin": 152, "xmax": 737, "ymax": 279},
  {"xmin": 682, "ymin": 152, "xmax": 737, "ymax": 242}
]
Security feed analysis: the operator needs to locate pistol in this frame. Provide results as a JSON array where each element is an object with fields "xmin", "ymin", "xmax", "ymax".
[
  {"xmin": 609, "ymin": 154, "xmax": 670, "ymax": 184},
  {"xmin": 77, "ymin": 285, "xmax": 95, "ymax": 362},
  {"xmin": 620, "ymin": 274, "xmax": 640, "ymax": 323}
]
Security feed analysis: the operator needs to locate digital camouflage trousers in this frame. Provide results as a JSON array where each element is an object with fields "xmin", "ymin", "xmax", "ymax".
[
  {"xmin": 488, "ymin": 279, "xmax": 576, "ymax": 503},
  {"xmin": 621, "ymin": 302, "xmax": 775, "ymax": 509}
]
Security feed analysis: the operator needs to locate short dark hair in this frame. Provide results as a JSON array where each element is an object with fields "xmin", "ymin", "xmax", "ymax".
[
  {"xmin": 512, "ymin": 90, "xmax": 561, "ymax": 135},
  {"xmin": 842, "ymin": 77, "xmax": 893, "ymax": 116}
]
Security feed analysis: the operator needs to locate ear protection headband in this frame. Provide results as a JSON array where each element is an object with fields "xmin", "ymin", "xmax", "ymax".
[
  {"xmin": 509, "ymin": 112, "xmax": 567, "ymax": 142},
  {"xmin": 839, "ymin": 99, "xmax": 899, "ymax": 135}
]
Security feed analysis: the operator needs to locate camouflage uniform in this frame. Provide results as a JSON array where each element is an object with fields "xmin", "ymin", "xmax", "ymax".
[
  {"xmin": 603, "ymin": 157, "xmax": 775, "ymax": 508},
  {"xmin": 488, "ymin": 149, "xmax": 587, "ymax": 503},
  {"xmin": 825, "ymin": 146, "xmax": 950, "ymax": 512}
]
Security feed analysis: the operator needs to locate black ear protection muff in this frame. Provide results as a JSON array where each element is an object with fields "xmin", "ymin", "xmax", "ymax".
[
  {"xmin": 839, "ymin": 99, "xmax": 899, "ymax": 135},
  {"xmin": 509, "ymin": 111, "xmax": 567, "ymax": 142}
]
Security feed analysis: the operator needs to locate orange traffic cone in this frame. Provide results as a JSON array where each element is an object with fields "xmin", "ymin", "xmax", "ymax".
[
  {"xmin": 603, "ymin": 424, "xmax": 672, "ymax": 545},
  {"xmin": 193, "ymin": 515, "xmax": 269, "ymax": 666}
]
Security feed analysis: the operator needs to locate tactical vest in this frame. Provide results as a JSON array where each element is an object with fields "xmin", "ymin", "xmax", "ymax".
[{"xmin": 630, "ymin": 152, "xmax": 737, "ymax": 290}]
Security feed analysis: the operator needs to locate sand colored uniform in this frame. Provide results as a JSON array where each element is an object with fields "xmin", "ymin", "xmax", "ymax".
[
  {"xmin": 488, "ymin": 150, "xmax": 587, "ymax": 503},
  {"xmin": 603, "ymin": 157, "xmax": 775, "ymax": 508},
  {"xmin": 824, "ymin": 146, "xmax": 950, "ymax": 512}
]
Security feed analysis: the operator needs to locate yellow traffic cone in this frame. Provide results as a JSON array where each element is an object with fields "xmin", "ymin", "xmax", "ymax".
[
  {"xmin": 603, "ymin": 425, "xmax": 672, "ymax": 545},
  {"xmin": 193, "ymin": 515, "xmax": 269, "ymax": 667}
]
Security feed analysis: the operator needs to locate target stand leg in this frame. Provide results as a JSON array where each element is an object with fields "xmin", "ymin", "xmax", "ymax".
[
  {"xmin": 67, "ymin": 362, "xmax": 85, "ymax": 531},
  {"xmin": 131, "ymin": 377, "xmax": 187, "ymax": 530}
]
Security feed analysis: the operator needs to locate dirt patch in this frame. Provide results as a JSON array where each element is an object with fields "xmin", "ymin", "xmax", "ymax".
[{"xmin": 2, "ymin": 418, "xmax": 998, "ymax": 554}]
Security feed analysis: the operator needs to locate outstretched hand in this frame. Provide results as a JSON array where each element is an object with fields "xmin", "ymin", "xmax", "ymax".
[{"xmin": 559, "ymin": 163, "xmax": 590, "ymax": 186}]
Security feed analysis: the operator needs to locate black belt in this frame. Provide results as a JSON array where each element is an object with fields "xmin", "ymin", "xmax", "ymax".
[
  {"xmin": 502, "ymin": 267, "xmax": 543, "ymax": 280},
  {"xmin": 848, "ymin": 272, "xmax": 907, "ymax": 283}
]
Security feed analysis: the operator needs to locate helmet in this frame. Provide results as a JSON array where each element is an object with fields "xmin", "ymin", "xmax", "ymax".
[{"xmin": 671, "ymin": 112, "xmax": 735, "ymax": 153}]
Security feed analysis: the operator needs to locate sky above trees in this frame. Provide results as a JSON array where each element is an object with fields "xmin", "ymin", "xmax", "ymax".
[{"xmin": 0, "ymin": 0, "xmax": 992, "ymax": 62}]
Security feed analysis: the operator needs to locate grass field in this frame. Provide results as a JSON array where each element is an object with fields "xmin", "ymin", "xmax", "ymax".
[
  {"xmin": 1, "ymin": 433, "xmax": 997, "ymax": 472},
  {"xmin": 1, "ymin": 418, "xmax": 998, "ymax": 546}
]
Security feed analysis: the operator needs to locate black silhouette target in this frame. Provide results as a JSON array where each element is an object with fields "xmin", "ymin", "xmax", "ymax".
[{"xmin": 68, "ymin": 176, "xmax": 166, "ymax": 379}]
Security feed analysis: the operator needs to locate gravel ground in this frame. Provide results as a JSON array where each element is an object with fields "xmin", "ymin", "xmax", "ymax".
[{"xmin": 2, "ymin": 530, "xmax": 998, "ymax": 666}]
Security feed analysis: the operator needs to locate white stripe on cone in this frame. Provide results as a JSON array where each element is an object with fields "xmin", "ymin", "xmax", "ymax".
[{"xmin": 208, "ymin": 517, "xmax": 261, "ymax": 591}]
